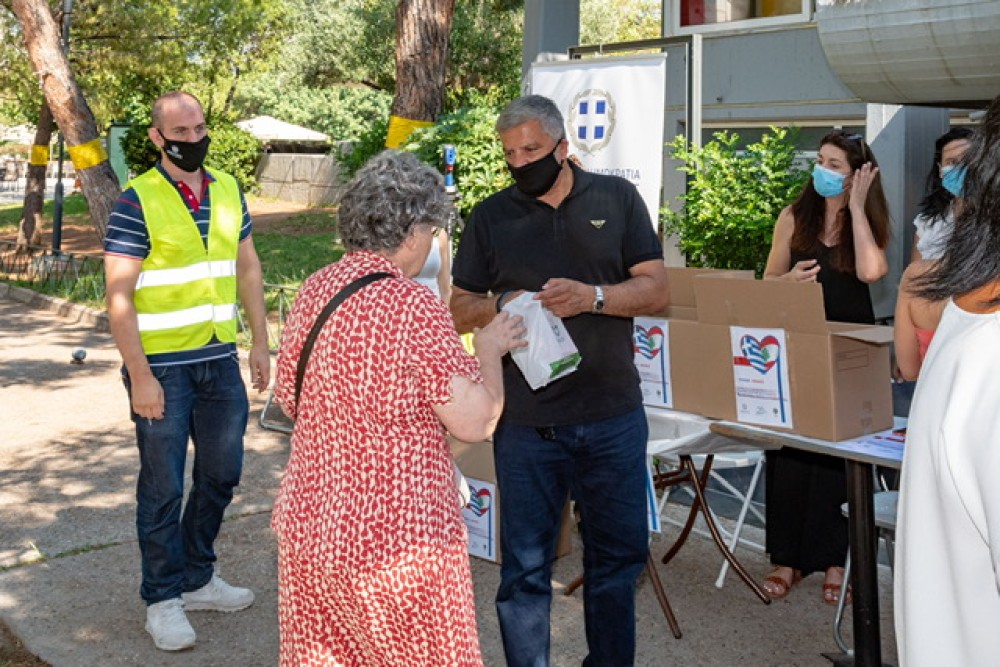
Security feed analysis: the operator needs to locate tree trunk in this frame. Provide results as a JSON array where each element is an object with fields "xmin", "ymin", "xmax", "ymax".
[
  {"xmin": 15, "ymin": 100, "xmax": 53, "ymax": 254},
  {"xmin": 387, "ymin": 0, "xmax": 456, "ymax": 144},
  {"xmin": 11, "ymin": 0, "xmax": 121, "ymax": 244}
]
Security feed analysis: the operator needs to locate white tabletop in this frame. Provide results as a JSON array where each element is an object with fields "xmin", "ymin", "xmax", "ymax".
[
  {"xmin": 644, "ymin": 406, "xmax": 772, "ymax": 457},
  {"xmin": 645, "ymin": 406, "xmax": 906, "ymax": 468},
  {"xmin": 709, "ymin": 417, "xmax": 907, "ymax": 469}
]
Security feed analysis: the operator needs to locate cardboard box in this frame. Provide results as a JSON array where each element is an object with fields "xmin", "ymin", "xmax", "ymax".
[
  {"xmin": 633, "ymin": 267, "xmax": 753, "ymax": 414},
  {"xmin": 449, "ymin": 436, "xmax": 573, "ymax": 563},
  {"xmin": 690, "ymin": 276, "xmax": 894, "ymax": 441}
]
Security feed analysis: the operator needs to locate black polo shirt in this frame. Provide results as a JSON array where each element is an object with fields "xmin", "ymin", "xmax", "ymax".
[{"xmin": 452, "ymin": 163, "xmax": 663, "ymax": 426}]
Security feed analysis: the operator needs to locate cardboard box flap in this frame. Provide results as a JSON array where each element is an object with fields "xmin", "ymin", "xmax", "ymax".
[
  {"xmin": 694, "ymin": 276, "xmax": 828, "ymax": 334},
  {"xmin": 827, "ymin": 322, "xmax": 894, "ymax": 345},
  {"xmin": 665, "ymin": 266, "xmax": 754, "ymax": 308}
]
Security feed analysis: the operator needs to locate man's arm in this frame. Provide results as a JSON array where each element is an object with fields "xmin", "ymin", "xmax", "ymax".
[
  {"xmin": 536, "ymin": 259, "xmax": 670, "ymax": 318},
  {"xmin": 236, "ymin": 235, "xmax": 270, "ymax": 392},
  {"xmin": 450, "ymin": 286, "xmax": 503, "ymax": 335},
  {"xmin": 105, "ymin": 255, "xmax": 164, "ymax": 419}
]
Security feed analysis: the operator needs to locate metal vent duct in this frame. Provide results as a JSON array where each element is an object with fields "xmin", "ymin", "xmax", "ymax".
[{"xmin": 815, "ymin": 0, "xmax": 1000, "ymax": 106}]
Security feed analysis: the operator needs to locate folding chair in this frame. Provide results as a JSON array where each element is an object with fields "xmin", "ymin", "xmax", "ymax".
[{"xmin": 657, "ymin": 449, "xmax": 766, "ymax": 588}]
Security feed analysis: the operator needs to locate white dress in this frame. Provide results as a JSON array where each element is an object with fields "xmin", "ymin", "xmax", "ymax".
[
  {"xmin": 912, "ymin": 209, "xmax": 954, "ymax": 260},
  {"xmin": 895, "ymin": 300, "xmax": 1000, "ymax": 666},
  {"xmin": 414, "ymin": 233, "xmax": 444, "ymax": 298}
]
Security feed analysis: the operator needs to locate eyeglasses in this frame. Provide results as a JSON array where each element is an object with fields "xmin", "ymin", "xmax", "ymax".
[{"xmin": 424, "ymin": 220, "xmax": 452, "ymax": 237}]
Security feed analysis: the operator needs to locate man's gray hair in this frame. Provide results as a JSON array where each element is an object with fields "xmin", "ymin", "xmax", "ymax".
[
  {"xmin": 338, "ymin": 150, "xmax": 450, "ymax": 253},
  {"xmin": 496, "ymin": 95, "xmax": 566, "ymax": 142}
]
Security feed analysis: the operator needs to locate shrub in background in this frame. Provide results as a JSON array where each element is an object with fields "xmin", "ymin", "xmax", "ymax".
[
  {"xmin": 401, "ymin": 102, "xmax": 510, "ymax": 220},
  {"xmin": 122, "ymin": 120, "xmax": 262, "ymax": 192},
  {"xmin": 335, "ymin": 116, "xmax": 389, "ymax": 180},
  {"xmin": 338, "ymin": 96, "xmax": 510, "ymax": 222},
  {"xmin": 661, "ymin": 127, "xmax": 809, "ymax": 276},
  {"xmin": 235, "ymin": 83, "xmax": 392, "ymax": 142}
]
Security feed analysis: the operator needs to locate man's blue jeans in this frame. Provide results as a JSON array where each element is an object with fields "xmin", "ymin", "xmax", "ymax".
[
  {"xmin": 494, "ymin": 407, "xmax": 649, "ymax": 667},
  {"xmin": 125, "ymin": 356, "xmax": 248, "ymax": 605}
]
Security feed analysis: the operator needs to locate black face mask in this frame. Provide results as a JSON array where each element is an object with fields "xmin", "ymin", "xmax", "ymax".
[
  {"xmin": 157, "ymin": 129, "xmax": 211, "ymax": 173},
  {"xmin": 507, "ymin": 143, "xmax": 564, "ymax": 197}
]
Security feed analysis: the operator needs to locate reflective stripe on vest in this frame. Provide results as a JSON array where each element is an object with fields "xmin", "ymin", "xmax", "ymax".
[{"xmin": 130, "ymin": 167, "xmax": 242, "ymax": 355}]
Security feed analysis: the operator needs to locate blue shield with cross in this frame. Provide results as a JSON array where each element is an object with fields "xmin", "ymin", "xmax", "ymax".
[{"xmin": 568, "ymin": 89, "xmax": 617, "ymax": 155}]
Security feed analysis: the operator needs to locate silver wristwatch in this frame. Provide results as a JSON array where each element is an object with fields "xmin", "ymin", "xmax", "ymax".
[{"xmin": 592, "ymin": 285, "xmax": 605, "ymax": 314}]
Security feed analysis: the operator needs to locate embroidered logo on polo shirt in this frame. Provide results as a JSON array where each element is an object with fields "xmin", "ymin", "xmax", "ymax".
[{"xmin": 590, "ymin": 219, "xmax": 606, "ymax": 229}]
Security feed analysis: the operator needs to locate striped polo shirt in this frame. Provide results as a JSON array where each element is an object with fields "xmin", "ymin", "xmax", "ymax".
[{"xmin": 104, "ymin": 163, "xmax": 253, "ymax": 367}]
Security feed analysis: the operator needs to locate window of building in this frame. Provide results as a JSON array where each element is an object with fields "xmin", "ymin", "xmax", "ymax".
[{"xmin": 671, "ymin": 0, "xmax": 812, "ymax": 33}]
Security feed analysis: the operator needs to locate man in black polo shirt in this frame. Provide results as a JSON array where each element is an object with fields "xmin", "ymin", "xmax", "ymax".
[{"xmin": 451, "ymin": 94, "xmax": 670, "ymax": 667}]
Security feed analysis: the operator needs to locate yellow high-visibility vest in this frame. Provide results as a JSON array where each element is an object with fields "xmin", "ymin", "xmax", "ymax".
[{"xmin": 130, "ymin": 167, "xmax": 242, "ymax": 355}]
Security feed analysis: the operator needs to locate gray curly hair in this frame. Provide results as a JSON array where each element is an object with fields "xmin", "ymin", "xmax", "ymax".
[
  {"xmin": 496, "ymin": 95, "xmax": 566, "ymax": 143},
  {"xmin": 338, "ymin": 150, "xmax": 451, "ymax": 253}
]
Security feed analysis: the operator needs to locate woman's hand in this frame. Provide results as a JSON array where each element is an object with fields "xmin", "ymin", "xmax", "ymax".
[
  {"xmin": 473, "ymin": 311, "xmax": 527, "ymax": 358},
  {"xmin": 848, "ymin": 162, "xmax": 879, "ymax": 212},
  {"xmin": 785, "ymin": 259, "xmax": 821, "ymax": 282}
]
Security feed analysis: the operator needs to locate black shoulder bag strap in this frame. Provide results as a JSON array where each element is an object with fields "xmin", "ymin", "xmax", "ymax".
[{"xmin": 293, "ymin": 271, "xmax": 392, "ymax": 409}]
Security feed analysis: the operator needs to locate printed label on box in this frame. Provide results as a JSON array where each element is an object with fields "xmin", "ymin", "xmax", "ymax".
[
  {"xmin": 461, "ymin": 477, "xmax": 498, "ymax": 561},
  {"xmin": 634, "ymin": 317, "xmax": 672, "ymax": 408},
  {"xmin": 730, "ymin": 326, "xmax": 793, "ymax": 429}
]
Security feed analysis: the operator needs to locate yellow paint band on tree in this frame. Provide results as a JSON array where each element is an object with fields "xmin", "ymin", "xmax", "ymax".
[
  {"xmin": 30, "ymin": 145, "xmax": 50, "ymax": 166},
  {"xmin": 385, "ymin": 115, "xmax": 433, "ymax": 149},
  {"xmin": 67, "ymin": 138, "xmax": 108, "ymax": 170}
]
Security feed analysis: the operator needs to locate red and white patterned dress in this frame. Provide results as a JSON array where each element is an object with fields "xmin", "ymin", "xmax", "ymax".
[{"xmin": 272, "ymin": 251, "xmax": 484, "ymax": 667}]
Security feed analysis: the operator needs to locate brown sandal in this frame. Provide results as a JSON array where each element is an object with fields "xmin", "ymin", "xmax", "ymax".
[{"xmin": 762, "ymin": 569, "xmax": 802, "ymax": 600}]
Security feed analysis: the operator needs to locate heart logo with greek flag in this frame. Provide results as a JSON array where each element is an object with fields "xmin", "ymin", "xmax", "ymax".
[
  {"xmin": 634, "ymin": 325, "xmax": 664, "ymax": 359},
  {"xmin": 467, "ymin": 487, "xmax": 492, "ymax": 517},
  {"xmin": 739, "ymin": 334, "xmax": 780, "ymax": 374}
]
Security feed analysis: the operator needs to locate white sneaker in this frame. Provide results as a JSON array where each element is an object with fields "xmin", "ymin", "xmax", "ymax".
[
  {"xmin": 145, "ymin": 598, "xmax": 196, "ymax": 651},
  {"xmin": 182, "ymin": 574, "xmax": 255, "ymax": 612}
]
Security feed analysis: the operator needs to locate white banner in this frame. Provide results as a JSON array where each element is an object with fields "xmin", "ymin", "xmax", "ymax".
[{"xmin": 531, "ymin": 54, "xmax": 667, "ymax": 225}]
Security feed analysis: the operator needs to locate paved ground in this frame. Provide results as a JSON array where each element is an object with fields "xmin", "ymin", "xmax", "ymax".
[{"xmin": 0, "ymin": 287, "xmax": 898, "ymax": 666}]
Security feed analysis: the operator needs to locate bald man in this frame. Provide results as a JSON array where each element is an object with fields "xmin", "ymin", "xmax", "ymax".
[{"xmin": 104, "ymin": 91, "xmax": 269, "ymax": 651}]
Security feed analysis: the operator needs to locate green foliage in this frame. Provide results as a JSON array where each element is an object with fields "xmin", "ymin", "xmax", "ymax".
[
  {"xmin": 236, "ymin": 0, "xmax": 522, "ymax": 123},
  {"xmin": 234, "ymin": 83, "xmax": 391, "ymax": 141},
  {"xmin": 446, "ymin": 2, "xmax": 523, "ymax": 109},
  {"xmin": 580, "ymin": 0, "xmax": 661, "ymax": 44},
  {"xmin": 400, "ymin": 101, "xmax": 511, "ymax": 219},
  {"xmin": 204, "ymin": 123, "xmax": 262, "ymax": 192},
  {"xmin": 282, "ymin": 0, "xmax": 396, "ymax": 91},
  {"xmin": 336, "ymin": 116, "xmax": 390, "ymax": 179},
  {"xmin": 661, "ymin": 127, "xmax": 809, "ymax": 276},
  {"xmin": 121, "ymin": 123, "xmax": 160, "ymax": 178},
  {"xmin": 121, "ymin": 121, "xmax": 261, "ymax": 192},
  {"xmin": 1, "ymin": 1, "xmax": 291, "ymax": 129}
]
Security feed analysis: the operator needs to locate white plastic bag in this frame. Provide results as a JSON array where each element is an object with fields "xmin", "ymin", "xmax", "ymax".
[{"xmin": 503, "ymin": 292, "xmax": 582, "ymax": 390}]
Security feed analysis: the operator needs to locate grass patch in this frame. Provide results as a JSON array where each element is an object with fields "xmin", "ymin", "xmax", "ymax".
[
  {"xmin": 254, "ymin": 231, "xmax": 344, "ymax": 288},
  {"xmin": 0, "ymin": 194, "xmax": 89, "ymax": 233}
]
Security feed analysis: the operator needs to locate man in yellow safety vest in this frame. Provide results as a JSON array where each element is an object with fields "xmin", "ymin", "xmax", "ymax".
[{"xmin": 104, "ymin": 91, "xmax": 270, "ymax": 652}]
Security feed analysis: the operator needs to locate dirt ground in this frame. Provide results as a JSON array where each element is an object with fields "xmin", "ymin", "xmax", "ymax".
[{"xmin": 0, "ymin": 198, "xmax": 328, "ymax": 257}]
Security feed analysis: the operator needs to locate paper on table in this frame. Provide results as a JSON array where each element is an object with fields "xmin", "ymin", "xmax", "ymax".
[{"xmin": 835, "ymin": 426, "xmax": 906, "ymax": 463}]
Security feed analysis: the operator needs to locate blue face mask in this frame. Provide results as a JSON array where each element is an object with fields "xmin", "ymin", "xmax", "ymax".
[
  {"xmin": 812, "ymin": 164, "xmax": 846, "ymax": 198},
  {"xmin": 941, "ymin": 165, "xmax": 966, "ymax": 198}
]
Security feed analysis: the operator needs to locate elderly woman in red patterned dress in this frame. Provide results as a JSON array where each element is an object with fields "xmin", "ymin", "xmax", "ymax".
[{"xmin": 272, "ymin": 150, "xmax": 525, "ymax": 667}]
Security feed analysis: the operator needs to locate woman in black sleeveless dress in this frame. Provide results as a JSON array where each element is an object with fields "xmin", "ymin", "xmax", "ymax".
[{"xmin": 760, "ymin": 130, "xmax": 891, "ymax": 603}]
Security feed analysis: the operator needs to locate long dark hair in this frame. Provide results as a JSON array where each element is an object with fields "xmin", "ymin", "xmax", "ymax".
[
  {"xmin": 917, "ymin": 127, "xmax": 975, "ymax": 224},
  {"xmin": 790, "ymin": 130, "xmax": 891, "ymax": 273},
  {"xmin": 915, "ymin": 95, "xmax": 1000, "ymax": 303}
]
